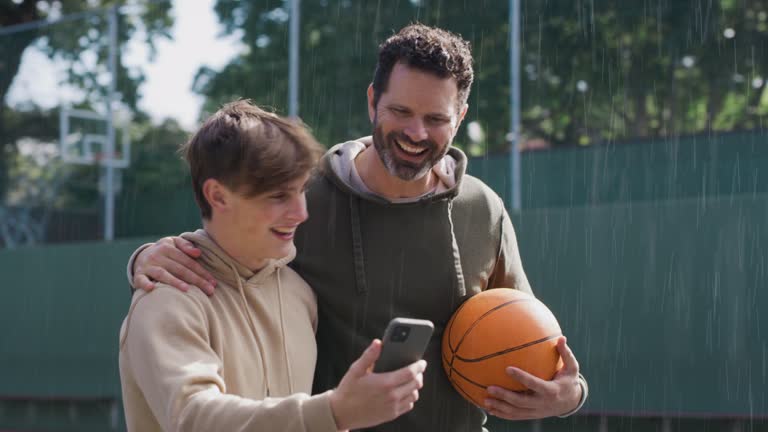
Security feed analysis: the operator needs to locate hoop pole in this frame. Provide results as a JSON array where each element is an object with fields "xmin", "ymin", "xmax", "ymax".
[
  {"xmin": 104, "ymin": 6, "xmax": 117, "ymax": 241},
  {"xmin": 288, "ymin": 0, "xmax": 300, "ymax": 117}
]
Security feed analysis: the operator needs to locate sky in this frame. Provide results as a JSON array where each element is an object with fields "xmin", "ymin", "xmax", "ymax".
[
  {"xmin": 126, "ymin": 0, "xmax": 243, "ymax": 129},
  {"xmin": 6, "ymin": 0, "xmax": 242, "ymax": 130}
]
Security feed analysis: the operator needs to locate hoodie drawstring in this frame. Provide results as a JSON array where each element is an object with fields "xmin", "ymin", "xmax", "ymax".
[
  {"xmin": 446, "ymin": 201, "xmax": 467, "ymax": 297},
  {"xmin": 276, "ymin": 269, "xmax": 294, "ymax": 393},
  {"xmin": 349, "ymin": 196, "xmax": 368, "ymax": 294},
  {"xmin": 350, "ymin": 196, "xmax": 464, "ymax": 298},
  {"xmin": 230, "ymin": 262, "xmax": 272, "ymax": 396}
]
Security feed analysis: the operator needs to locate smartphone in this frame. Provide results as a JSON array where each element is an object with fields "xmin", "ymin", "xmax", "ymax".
[{"xmin": 373, "ymin": 317, "xmax": 434, "ymax": 373}]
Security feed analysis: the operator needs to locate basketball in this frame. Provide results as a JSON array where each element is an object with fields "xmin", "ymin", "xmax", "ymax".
[{"xmin": 441, "ymin": 288, "xmax": 564, "ymax": 407}]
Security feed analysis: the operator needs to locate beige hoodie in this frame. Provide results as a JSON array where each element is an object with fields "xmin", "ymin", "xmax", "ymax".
[{"xmin": 119, "ymin": 230, "xmax": 338, "ymax": 432}]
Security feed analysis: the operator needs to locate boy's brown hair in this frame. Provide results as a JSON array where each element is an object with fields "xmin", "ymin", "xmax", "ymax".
[{"xmin": 181, "ymin": 100, "xmax": 323, "ymax": 219}]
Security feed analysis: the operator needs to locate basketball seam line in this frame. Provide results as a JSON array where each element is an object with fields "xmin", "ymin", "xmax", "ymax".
[
  {"xmin": 442, "ymin": 351, "xmax": 490, "ymax": 392},
  {"xmin": 448, "ymin": 298, "xmax": 534, "ymax": 353},
  {"xmin": 454, "ymin": 333, "xmax": 562, "ymax": 362},
  {"xmin": 441, "ymin": 333, "xmax": 562, "ymax": 401}
]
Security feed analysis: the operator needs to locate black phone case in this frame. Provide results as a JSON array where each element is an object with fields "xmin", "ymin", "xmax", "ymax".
[{"xmin": 374, "ymin": 317, "xmax": 434, "ymax": 373}]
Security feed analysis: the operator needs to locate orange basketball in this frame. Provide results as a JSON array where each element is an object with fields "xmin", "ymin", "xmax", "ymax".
[{"xmin": 441, "ymin": 288, "xmax": 564, "ymax": 407}]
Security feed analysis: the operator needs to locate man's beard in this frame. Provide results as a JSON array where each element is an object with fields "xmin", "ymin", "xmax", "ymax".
[{"xmin": 372, "ymin": 123, "xmax": 448, "ymax": 181}]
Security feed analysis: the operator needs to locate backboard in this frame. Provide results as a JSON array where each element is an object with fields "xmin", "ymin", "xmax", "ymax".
[{"xmin": 59, "ymin": 107, "xmax": 131, "ymax": 169}]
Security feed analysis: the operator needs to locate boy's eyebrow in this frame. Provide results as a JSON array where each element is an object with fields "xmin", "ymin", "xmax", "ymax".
[{"xmin": 275, "ymin": 181, "xmax": 309, "ymax": 193}]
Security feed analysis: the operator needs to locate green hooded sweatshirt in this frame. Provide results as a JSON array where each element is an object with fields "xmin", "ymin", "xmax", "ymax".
[{"xmin": 292, "ymin": 139, "xmax": 537, "ymax": 431}]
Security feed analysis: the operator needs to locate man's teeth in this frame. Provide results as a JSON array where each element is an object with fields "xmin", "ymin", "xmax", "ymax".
[{"xmin": 396, "ymin": 139, "xmax": 428, "ymax": 155}]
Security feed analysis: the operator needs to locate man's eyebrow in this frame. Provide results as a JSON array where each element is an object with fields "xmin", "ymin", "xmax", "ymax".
[
  {"xmin": 428, "ymin": 112, "xmax": 451, "ymax": 119},
  {"xmin": 387, "ymin": 104, "xmax": 452, "ymax": 118}
]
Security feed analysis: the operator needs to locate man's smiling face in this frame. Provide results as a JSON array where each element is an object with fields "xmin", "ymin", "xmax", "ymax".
[{"xmin": 368, "ymin": 62, "xmax": 466, "ymax": 181}]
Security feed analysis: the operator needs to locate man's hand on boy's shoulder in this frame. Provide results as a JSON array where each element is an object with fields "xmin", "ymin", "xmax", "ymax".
[{"xmin": 133, "ymin": 236, "xmax": 216, "ymax": 295}]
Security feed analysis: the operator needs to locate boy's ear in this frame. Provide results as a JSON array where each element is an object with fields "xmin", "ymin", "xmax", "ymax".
[{"xmin": 203, "ymin": 179, "xmax": 230, "ymax": 213}]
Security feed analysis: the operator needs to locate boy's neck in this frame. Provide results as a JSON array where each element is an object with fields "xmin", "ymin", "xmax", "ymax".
[{"xmin": 203, "ymin": 221, "xmax": 267, "ymax": 272}]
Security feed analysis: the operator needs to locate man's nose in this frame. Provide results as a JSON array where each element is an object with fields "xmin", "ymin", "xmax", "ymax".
[{"xmin": 403, "ymin": 118, "xmax": 428, "ymax": 143}]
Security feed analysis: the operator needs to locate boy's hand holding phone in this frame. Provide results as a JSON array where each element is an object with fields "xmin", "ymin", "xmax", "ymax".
[
  {"xmin": 329, "ymin": 318, "xmax": 434, "ymax": 430},
  {"xmin": 329, "ymin": 339, "xmax": 426, "ymax": 431}
]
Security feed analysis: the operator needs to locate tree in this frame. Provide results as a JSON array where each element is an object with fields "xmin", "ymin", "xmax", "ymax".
[
  {"xmin": 120, "ymin": 117, "xmax": 190, "ymax": 196},
  {"xmin": 194, "ymin": 0, "xmax": 510, "ymax": 151},
  {"xmin": 0, "ymin": 0, "xmax": 173, "ymax": 199},
  {"xmin": 521, "ymin": 0, "xmax": 768, "ymax": 146},
  {"xmin": 196, "ymin": 0, "xmax": 768, "ymax": 153}
]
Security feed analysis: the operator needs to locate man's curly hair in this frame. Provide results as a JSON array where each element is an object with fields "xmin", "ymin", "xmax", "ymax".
[{"xmin": 372, "ymin": 23, "xmax": 474, "ymax": 112}]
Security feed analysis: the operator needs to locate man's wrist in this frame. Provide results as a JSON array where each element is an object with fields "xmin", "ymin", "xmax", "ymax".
[
  {"xmin": 126, "ymin": 243, "xmax": 154, "ymax": 290},
  {"xmin": 558, "ymin": 376, "xmax": 587, "ymax": 418}
]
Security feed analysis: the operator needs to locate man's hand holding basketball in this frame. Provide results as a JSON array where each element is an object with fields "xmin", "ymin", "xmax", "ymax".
[
  {"xmin": 132, "ymin": 236, "xmax": 216, "ymax": 295},
  {"xmin": 483, "ymin": 337, "xmax": 583, "ymax": 420}
]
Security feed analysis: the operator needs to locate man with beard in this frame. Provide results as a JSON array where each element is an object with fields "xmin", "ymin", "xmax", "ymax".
[{"xmin": 126, "ymin": 24, "xmax": 588, "ymax": 431}]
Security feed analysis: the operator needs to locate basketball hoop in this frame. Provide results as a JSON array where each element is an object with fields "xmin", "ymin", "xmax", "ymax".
[
  {"xmin": 59, "ymin": 107, "xmax": 131, "ymax": 169},
  {"xmin": 59, "ymin": 106, "xmax": 131, "ymax": 241},
  {"xmin": 93, "ymin": 151, "xmax": 125, "ymax": 167}
]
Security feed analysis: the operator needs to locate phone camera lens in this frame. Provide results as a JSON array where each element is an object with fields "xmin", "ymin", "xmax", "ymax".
[{"xmin": 391, "ymin": 325, "xmax": 411, "ymax": 342}]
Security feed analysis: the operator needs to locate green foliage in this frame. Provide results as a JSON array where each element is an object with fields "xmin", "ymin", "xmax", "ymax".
[
  {"xmin": 121, "ymin": 118, "xmax": 190, "ymax": 195},
  {"xmin": 195, "ymin": 0, "xmax": 511, "ymax": 149},
  {"xmin": 196, "ymin": 0, "xmax": 767, "ymax": 152},
  {"xmin": 1, "ymin": 0, "xmax": 173, "ymax": 109},
  {"xmin": 0, "ymin": 0, "xmax": 174, "ymax": 201}
]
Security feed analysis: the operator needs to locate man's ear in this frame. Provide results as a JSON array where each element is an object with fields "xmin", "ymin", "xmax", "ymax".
[
  {"xmin": 367, "ymin": 84, "xmax": 376, "ymax": 123},
  {"xmin": 202, "ymin": 179, "xmax": 230, "ymax": 213},
  {"xmin": 454, "ymin": 103, "xmax": 469, "ymax": 133}
]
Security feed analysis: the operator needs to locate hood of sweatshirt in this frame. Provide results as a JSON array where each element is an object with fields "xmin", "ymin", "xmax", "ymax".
[
  {"xmin": 180, "ymin": 229, "xmax": 295, "ymax": 289},
  {"xmin": 321, "ymin": 136, "xmax": 468, "ymax": 205}
]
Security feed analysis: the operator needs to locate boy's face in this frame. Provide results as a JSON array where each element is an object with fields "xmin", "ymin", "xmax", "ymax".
[{"xmin": 224, "ymin": 173, "xmax": 310, "ymax": 267}]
